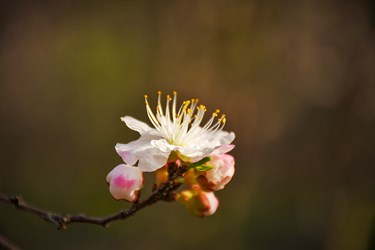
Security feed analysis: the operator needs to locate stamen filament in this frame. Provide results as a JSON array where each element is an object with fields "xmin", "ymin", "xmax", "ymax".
[{"xmin": 144, "ymin": 92, "xmax": 227, "ymax": 145}]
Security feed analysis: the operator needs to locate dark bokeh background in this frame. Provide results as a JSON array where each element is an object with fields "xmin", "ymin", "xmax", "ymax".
[{"xmin": 1, "ymin": 1, "xmax": 375, "ymax": 249}]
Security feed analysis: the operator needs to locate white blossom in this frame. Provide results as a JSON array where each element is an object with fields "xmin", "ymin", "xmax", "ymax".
[{"xmin": 116, "ymin": 92, "xmax": 235, "ymax": 172}]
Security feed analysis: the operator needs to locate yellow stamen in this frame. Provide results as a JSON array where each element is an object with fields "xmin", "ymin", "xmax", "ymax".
[{"xmin": 143, "ymin": 91, "xmax": 228, "ymax": 145}]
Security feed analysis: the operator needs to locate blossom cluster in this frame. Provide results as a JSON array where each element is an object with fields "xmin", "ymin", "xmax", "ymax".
[{"xmin": 106, "ymin": 91, "xmax": 235, "ymax": 217}]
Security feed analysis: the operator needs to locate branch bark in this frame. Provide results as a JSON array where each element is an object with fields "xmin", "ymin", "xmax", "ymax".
[
  {"xmin": 0, "ymin": 234, "xmax": 21, "ymax": 250},
  {"xmin": 0, "ymin": 162, "xmax": 188, "ymax": 229}
]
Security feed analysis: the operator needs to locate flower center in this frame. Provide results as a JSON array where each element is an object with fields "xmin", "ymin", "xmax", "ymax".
[{"xmin": 144, "ymin": 91, "xmax": 226, "ymax": 146}]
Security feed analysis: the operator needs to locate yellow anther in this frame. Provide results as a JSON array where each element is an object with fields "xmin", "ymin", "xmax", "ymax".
[
  {"xmin": 219, "ymin": 114, "xmax": 226, "ymax": 122},
  {"xmin": 215, "ymin": 109, "xmax": 220, "ymax": 113},
  {"xmin": 199, "ymin": 105, "xmax": 206, "ymax": 111},
  {"xmin": 167, "ymin": 95, "xmax": 172, "ymax": 101},
  {"xmin": 183, "ymin": 100, "xmax": 191, "ymax": 110},
  {"xmin": 157, "ymin": 90, "xmax": 162, "ymax": 95},
  {"xmin": 212, "ymin": 112, "xmax": 218, "ymax": 117}
]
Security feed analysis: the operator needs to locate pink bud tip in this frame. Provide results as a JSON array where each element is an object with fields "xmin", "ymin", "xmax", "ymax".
[{"xmin": 106, "ymin": 164, "xmax": 143, "ymax": 202}]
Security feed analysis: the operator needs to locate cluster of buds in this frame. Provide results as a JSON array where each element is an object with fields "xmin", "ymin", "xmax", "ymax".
[
  {"xmin": 176, "ymin": 149, "xmax": 235, "ymax": 217},
  {"xmin": 106, "ymin": 92, "xmax": 235, "ymax": 217}
]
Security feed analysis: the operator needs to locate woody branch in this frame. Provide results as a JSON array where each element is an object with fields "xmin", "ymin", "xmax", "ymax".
[{"xmin": 0, "ymin": 162, "xmax": 188, "ymax": 230}]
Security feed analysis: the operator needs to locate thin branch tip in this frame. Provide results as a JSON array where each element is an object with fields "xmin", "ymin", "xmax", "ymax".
[{"xmin": 0, "ymin": 163, "xmax": 189, "ymax": 229}]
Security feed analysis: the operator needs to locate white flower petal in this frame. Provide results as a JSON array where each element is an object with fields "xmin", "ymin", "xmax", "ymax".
[
  {"xmin": 178, "ymin": 144, "xmax": 212, "ymax": 158},
  {"xmin": 137, "ymin": 146, "xmax": 170, "ymax": 172},
  {"xmin": 151, "ymin": 139, "xmax": 177, "ymax": 153},
  {"xmin": 121, "ymin": 116, "xmax": 154, "ymax": 135},
  {"xmin": 213, "ymin": 131, "xmax": 235, "ymax": 145},
  {"xmin": 211, "ymin": 144, "xmax": 235, "ymax": 155},
  {"xmin": 116, "ymin": 135, "xmax": 170, "ymax": 172},
  {"xmin": 115, "ymin": 138, "xmax": 148, "ymax": 166}
]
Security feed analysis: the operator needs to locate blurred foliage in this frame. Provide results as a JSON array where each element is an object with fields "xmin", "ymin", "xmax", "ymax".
[{"xmin": 1, "ymin": 1, "xmax": 375, "ymax": 249}]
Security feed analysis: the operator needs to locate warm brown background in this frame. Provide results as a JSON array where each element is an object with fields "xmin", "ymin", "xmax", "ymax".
[{"xmin": 1, "ymin": 1, "xmax": 375, "ymax": 249}]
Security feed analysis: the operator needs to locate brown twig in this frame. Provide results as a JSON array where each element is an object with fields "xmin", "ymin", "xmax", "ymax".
[
  {"xmin": 0, "ymin": 234, "xmax": 21, "ymax": 250},
  {"xmin": 0, "ymin": 163, "xmax": 188, "ymax": 229}
]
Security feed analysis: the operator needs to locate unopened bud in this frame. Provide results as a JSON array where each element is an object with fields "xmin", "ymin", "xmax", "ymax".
[
  {"xmin": 177, "ymin": 184, "xmax": 219, "ymax": 217},
  {"xmin": 106, "ymin": 164, "xmax": 143, "ymax": 202},
  {"xmin": 197, "ymin": 154, "xmax": 235, "ymax": 191}
]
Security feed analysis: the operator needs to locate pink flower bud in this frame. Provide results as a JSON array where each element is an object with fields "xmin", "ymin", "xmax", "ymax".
[
  {"xmin": 106, "ymin": 164, "xmax": 143, "ymax": 202},
  {"xmin": 177, "ymin": 184, "xmax": 219, "ymax": 217},
  {"xmin": 197, "ymin": 154, "xmax": 235, "ymax": 191}
]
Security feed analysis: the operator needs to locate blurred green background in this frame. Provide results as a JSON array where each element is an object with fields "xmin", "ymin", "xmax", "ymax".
[{"xmin": 1, "ymin": 1, "xmax": 375, "ymax": 249}]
